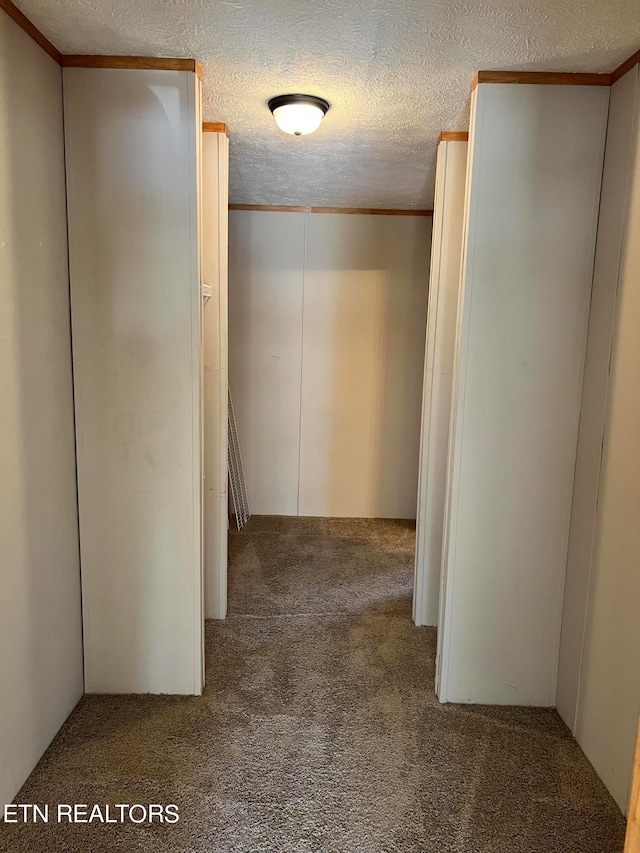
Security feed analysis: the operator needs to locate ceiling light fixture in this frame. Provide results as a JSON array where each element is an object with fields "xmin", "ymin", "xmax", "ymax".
[{"xmin": 268, "ymin": 94, "xmax": 330, "ymax": 137}]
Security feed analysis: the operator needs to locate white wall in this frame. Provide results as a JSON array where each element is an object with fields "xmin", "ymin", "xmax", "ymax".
[
  {"xmin": 558, "ymin": 66, "xmax": 639, "ymax": 729},
  {"xmin": 437, "ymin": 83, "xmax": 609, "ymax": 706},
  {"xmin": 560, "ymin": 65, "xmax": 640, "ymax": 814},
  {"xmin": 0, "ymin": 14, "xmax": 82, "ymax": 806},
  {"xmin": 202, "ymin": 129, "xmax": 229, "ymax": 620},
  {"xmin": 228, "ymin": 211, "xmax": 306, "ymax": 516},
  {"xmin": 228, "ymin": 210, "xmax": 431, "ymax": 518},
  {"xmin": 299, "ymin": 214, "xmax": 430, "ymax": 518},
  {"xmin": 414, "ymin": 139, "xmax": 467, "ymax": 627},
  {"xmin": 64, "ymin": 67, "xmax": 203, "ymax": 695}
]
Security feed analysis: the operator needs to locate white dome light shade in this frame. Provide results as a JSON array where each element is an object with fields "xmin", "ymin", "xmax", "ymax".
[
  {"xmin": 273, "ymin": 102, "xmax": 324, "ymax": 136},
  {"xmin": 268, "ymin": 94, "xmax": 330, "ymax": 136}
]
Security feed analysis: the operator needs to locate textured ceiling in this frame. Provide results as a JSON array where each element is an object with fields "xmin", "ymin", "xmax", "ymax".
[{"xmin": 16, "ymin": 0, "xmax": 640, "ymax": 208}]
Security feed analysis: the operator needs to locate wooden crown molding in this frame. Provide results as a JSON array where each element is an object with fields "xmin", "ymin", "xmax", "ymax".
[
  {"xmin": 61, "ymin": 55, "xmax": 202, "ymax": 77},
  {"xmin": 438, "ymin": 131, "xmax": 469, "ymax": 143},
  {"xmin": 611, "ymin": 48, "xmax": 640, "ymax": 84},
  {"xmin": 0, "ymin": 0, "xmax": 62, "ymax": 63},
  {"xmin": 472, "ymin": 70, "xmax": 612, "ymax": 89},
  {"xmin": 229, "ymin": 204, "xmax": 433, "ymax": 216},
  {"xmin": 230, "ymin": 204, "xmax": 309, "ymax": 213},
  {"xmin": 471, "ymin": 48, "xmax": 640, "ymax": 90},
  {"xmin": 0, "ymin": 0, "xmax": 202, "ymax": 76},
  {"xmin": 203, "ymin": 122, "xmax": 230, "ymax": 137},
  {"xmin": 310, "ymin": 206, "xmax": 433, "ymax": 216}
]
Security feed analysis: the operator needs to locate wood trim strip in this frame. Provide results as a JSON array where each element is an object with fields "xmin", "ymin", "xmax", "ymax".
[
  {"xmin": 60, "ymin": 55, "xmax": 202, "ymax": 77},
  {"xmin": 203, "ymin": 122, "xmax": 230, "ymax": 137},
  {"xmin": 470, "ymin": 49, "xmax": 640, "ymax": 90},
  {"xmin": 625, "ymin": 721, "xmax": 640, "ymax": 853},
  {"xmin": 230, "ymin": 204, "xmax": 311, "ymax": 213},
  {"xmin": 611, "ymin": 49, "xmax": 640, "ymax": 84},
  {"xmin": 311, "ymin": 206, "xmax": 433, "ymax": 215},
  {"xmin": 438, "ymin": 131, "xmax": 469, "ymax": 143},
  {"xmin": 472, "ymin": 70, "xmax": 612, "ymax": 89},
  {"xmin": 0, "ymin": 0, "xmax": 62, "ymax": 63},
  {"xmin": 0, "ymin": 0, "xmax": 210, "ymax": 77},
  {"xmin": 229, "ymin": 204, "xmax": 433, "ymax": 216}
]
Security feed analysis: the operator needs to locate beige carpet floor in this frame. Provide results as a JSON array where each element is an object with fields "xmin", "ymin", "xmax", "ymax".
[{"xmin": 0, "ymin": 516, "xmax": 626, "ymax": 852}]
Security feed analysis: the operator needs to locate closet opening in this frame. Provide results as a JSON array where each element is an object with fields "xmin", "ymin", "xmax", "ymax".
[{"xmin": 205, "ymin": 201, "xmax": 433, "ymax": 635}]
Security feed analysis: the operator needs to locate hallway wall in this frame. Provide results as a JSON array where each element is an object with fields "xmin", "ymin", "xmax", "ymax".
[
  {"xmin": 0, "ymin": 12, "xmax": 83, "ymax": 807},
  {"xmin": 437, "ymin": 82, "xmax": 609, "ymax": 707},
  {"xmin": 228, "ymin": 210, "xmax": 431, "ymax": 518},
  {"xmin": 64, "ymin": 67, "xmax": 204, "ymax": 695}
]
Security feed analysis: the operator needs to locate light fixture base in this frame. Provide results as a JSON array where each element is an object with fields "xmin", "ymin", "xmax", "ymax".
[{"xmin": 268, "ymin": 94, "xmax": 330, "ymax": 115}]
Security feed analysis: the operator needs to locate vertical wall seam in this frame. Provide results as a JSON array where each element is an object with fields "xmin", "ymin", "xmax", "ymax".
[
  {"xmin": 556, "ymin": 88, "xmax": 611, "ymax": 718},
  {"xmin": 571, "ymin": 95, "xmax": 609, "ymax": 715},
  {"xmin": 60, "ymin": 66, "xmax": 87, "ymax": 695},
  {"xmin": 296, "ymin": 212, "xmax": 309, "ymax": 516}
]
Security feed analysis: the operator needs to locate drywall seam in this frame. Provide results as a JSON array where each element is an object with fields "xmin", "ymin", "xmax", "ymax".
[
  {"xmin": 296, "ymin": 212, "xmax": 309, "ymax": 516},
  {"xmin": 568, "ymin": 95, "xmax": 618, "ymax": 733},
  {"xmin": 61, "ymin": 71, "xmax": 93, "ymax": 689},
  {"xmin": 550, "ymin": 89, "xmax": 610, "ymax": 709},
  {"xmin": 60, "ymin": 62, "xmax": 85, "ymax": 692}
]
